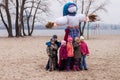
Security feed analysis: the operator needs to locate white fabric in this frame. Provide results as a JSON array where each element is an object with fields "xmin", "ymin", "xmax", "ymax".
[
  {"xmin": 68, "ymin": 6, "xmax": 77, "ymax": 13},
  {"xmin": 54, "ymin": 14, "xmax": 86, "ymax": 27},
  {"xmin": 54, "ymin": 16, "xmax": 68, "ymax": 26}
]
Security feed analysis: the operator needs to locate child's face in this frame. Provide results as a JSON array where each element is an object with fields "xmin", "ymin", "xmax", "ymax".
[
  {"xmin": 80, "ymin": 39, "xmax": 84, "ymax": 42},
  {"xmin": 54, "ymin": 38, "xmax": 57, "ymax": 41},
  {"xmin": 76, "ymin": 39, "xmax": 80, "ymax": 43},
  {"xmin": 69, "ymin": 40, "xmax": 72, "ymax": 43},
  {"xmin": 51, "ymin": 41, "xmax": 55, "ymax": 44},
  {"xmin": 63, "ymin": 43, "xmax": 66, "ymax": 46}
]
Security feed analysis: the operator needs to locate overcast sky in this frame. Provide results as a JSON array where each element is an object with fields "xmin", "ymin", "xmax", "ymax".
[
  {"xmin": 100, "ymin": 0, "xmax": 120, "ymax": 24},
  {"xmin": 50, "ymin": 0, "xmax": 120, "ymax": 24}
]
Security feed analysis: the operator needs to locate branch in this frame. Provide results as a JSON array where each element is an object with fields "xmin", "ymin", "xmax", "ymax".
[
  {"xmin": 90, "ymin": 2, "xmax": 107, "ymax": 14},
  {"xmin": 0, "ymin": 8, "xmax": 9, "ymax": 31},
  {"xmin": 85, "ymin": 0, "xmax": 93, "ymax": 15},
  {"xmin": 9, "ymin": 0, "xmax": 16, "ymax": 6},
  {"xmin": 81, "ymin": 0, "xmax": 84, "ymax": 14},
  {"xmin": 0, "ymin": 3, "xmax": 6, "ymax": 9}
]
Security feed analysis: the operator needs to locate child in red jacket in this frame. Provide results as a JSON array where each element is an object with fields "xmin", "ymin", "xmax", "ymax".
[
  {"xmin": 66, "ymin": 36, "xmax": 74, "ymax": 71},
  {"xmin": 58, "ymin": 40, "xmax": 67, "ymax": 71},
  {"xmin": 80, "ymin": 36, "xmax": 90, "ymax": 70}
]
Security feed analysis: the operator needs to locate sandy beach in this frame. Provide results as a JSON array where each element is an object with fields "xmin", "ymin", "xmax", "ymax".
[{"xmin": 0, "ymin": 35, "xmax": 120, "ymax": 80}]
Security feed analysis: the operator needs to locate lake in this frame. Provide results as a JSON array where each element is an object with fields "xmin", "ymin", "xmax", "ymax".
[{"xmin": 0, "ymin": 29, "xmax": 120, "ymax": 37}]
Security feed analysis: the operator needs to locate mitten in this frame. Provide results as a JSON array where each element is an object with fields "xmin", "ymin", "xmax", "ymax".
[
  {"xmin": 88, "ymin": 14, "xmax": 97, "ymax": 22},
  {"xmin": 45, "ymin": 22, "xmax": 54, "ymax": 28}
]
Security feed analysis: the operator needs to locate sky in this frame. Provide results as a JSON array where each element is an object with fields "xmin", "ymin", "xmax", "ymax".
[
  {"xmin": 49, "ymin": 0, "xmax": 120, "ymax": 24},
  {"xmin": 100, "ymin": 0, "xmax": 120, "ymax": 24}
]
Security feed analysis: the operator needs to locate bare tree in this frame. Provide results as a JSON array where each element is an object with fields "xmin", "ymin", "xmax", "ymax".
[
  {"xmin": 14, "ymin": 0, "xmax": 49, "ymax": 36},
  {"xmin": 80, "ymin": 0, "xmax": 108, "ymax": 35},
  {"xmin": 0, "ymin": 0, "xmax": 49, "ymax": 37},
  {"xmin": 19, "ymin": 0, "xmax": 27, "ymax": 36},
  {"xmin": 24, "ymin": 0, "xmax": 49, "ymax": 36},
  {"xmin": 0, "ymin": 9, "xmax": 9, "ymax": 33},
  {"xmin": 15, "ymin": 0, "xmax": 20, "ymax": 37},
  {"xmin": 0, "ymin": 0, "xmax": 13, "ymax": 37}
]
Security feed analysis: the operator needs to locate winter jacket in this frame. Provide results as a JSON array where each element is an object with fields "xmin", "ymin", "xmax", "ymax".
[
  {"xmin": 80, "ymin": 41, "xmax": 89, "ymax": 55},
  {"xmin": 46, "ymin": 44, "xmax": 58, "ymax": 58},
  {"xmin": 46, "ymin": 41, "xmax": 60, "ymax": 55},
  {"xmin": 73, "ymin": 42, "xmax": 82, "ymax": 58},
  {"xmin": 59, "ymin": 45, "xmax": 67, "ymax": 59},
  {"xmin": 66, "ymin": 43, "xmax": 74, "ymax": 57}
]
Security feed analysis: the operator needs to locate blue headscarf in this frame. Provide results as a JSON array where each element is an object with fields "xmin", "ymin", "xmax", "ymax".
[{"xmin": 63, "ymin": 2, "xmax": 78, "ymax": 16}]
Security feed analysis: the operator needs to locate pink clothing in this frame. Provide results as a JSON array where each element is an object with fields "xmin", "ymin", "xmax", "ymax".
[
  {"xmin": 67, "ymin": 43, "xmax": 74, "ymax": 57},
  {"xmin": 80, "ymin": 41, "xmax": 89, "ymax": 55},
  {"xmin": 59, "ymin": 45, "xmax": 67, "ymax": 59},
  {"xmin": 58, "ymin": 45, "xmax": 67, "ymax": 68}
]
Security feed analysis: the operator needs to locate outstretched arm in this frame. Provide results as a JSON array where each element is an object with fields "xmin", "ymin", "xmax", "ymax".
[
  {"xmin": 45, "ymin": 16, "xmax": 68, "ymax": 29},
  {"xmin": 78, "ymin": 14, "xmax": 97, "ymax": 22}
]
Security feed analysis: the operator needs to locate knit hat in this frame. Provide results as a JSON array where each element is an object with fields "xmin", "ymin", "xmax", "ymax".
[
  {"xmin": 61, "ymin": 40, "xmax": 66, "ymax": 45},
  {"xmin": 52, "ymin": 35, "xmax": 57, "ymax": 39},
  {"xmin": 80, "ymin": 36, "xmax": 84, "ymax": 40},
  {"xmin": 75, "ymin": 37, "xmax": 80, "ymax": 42},
  {"xmin": 67, "ymin": 36, "xmax": 73, "ymax": 42}
]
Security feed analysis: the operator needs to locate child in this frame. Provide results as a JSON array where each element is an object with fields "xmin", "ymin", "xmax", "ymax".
[
  {"xmin": 58, "ymin": 40, "xmax": 67, "ymax": 71},
  {"xmin": 45, "ymin": 35, "xmax": 61, "ymax": 70},
  {"xmin": 46, "ymin": 38, "xmax": 58, "ymax": 71},
  {"xmin": 66, "ymin": 36, "xmax": 74, "ymax": 71},
  {"xmin": 73, "ymin": 37, "xmax": 82, "ymax": 71},
  {"xmin": 52, "ymin": 35, "xmax": 61, "ymax": 69},
  {"xmin": 80, "ymin": 36, "xmax": 90, "ymax": 70}
]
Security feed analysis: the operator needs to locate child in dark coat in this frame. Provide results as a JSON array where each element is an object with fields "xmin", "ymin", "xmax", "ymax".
[
  {"xmin": 46, "ymin": 38, "xmax": 58, "ymax": 71},
  {"xmin": 73, "ymin": 37, "xmax": 82, "ymax": 71},
  {"xmin": 45, "ymin": 35, "xmax": 61, "ymax": 70},
  {"xmin": 58, "ymin": 40, "xmax": 67, "ymax": 71}
]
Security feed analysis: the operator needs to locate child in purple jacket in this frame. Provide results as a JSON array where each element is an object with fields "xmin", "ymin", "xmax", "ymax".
[{"xmin": 58, "ymin": 40, "xmax": 67, "ymax": 71}]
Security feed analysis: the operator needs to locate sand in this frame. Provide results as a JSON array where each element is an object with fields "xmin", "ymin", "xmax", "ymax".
[{"xmin": 0, "ymin": 35, "xmax": 120, "ymax": 80}]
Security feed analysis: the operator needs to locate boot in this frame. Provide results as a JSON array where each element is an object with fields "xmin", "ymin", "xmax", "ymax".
[
  {"xmin": 66, "ymin": 66, "xmax": 70, "ymax": 71},
  {"xmin": 76, "ymin": 66, "xmax": 80, "ymax": 71},
  {"xmin": 49, "ymin": 68, "xmax": 52, "ymax": 72},
  {"xmin": 73, "ymin": 65, "xmax": 77, "ymax": 71}
]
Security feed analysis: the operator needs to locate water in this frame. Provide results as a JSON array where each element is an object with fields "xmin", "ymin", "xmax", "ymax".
[
  {"xmin": 33, "ymin": 29, "xmax": 65, "ymax": 36},
  {"xmin": 0, "ymin": 29, "xmax": 65, "ymax": 37},
  {"xmin": 0, "ymin": 29, "xmax": 120, "ymax": 37}
]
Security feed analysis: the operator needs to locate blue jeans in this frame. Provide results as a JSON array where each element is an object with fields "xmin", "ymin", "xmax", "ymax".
[{"xmin": 80, "ymin": 55, "xmax": 87, "ymax": 70}]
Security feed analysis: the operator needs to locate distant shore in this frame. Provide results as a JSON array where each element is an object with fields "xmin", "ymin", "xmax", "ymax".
[{"xmin": 0, "ymin": 29, "xmax": 120, "ymax": 37}]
